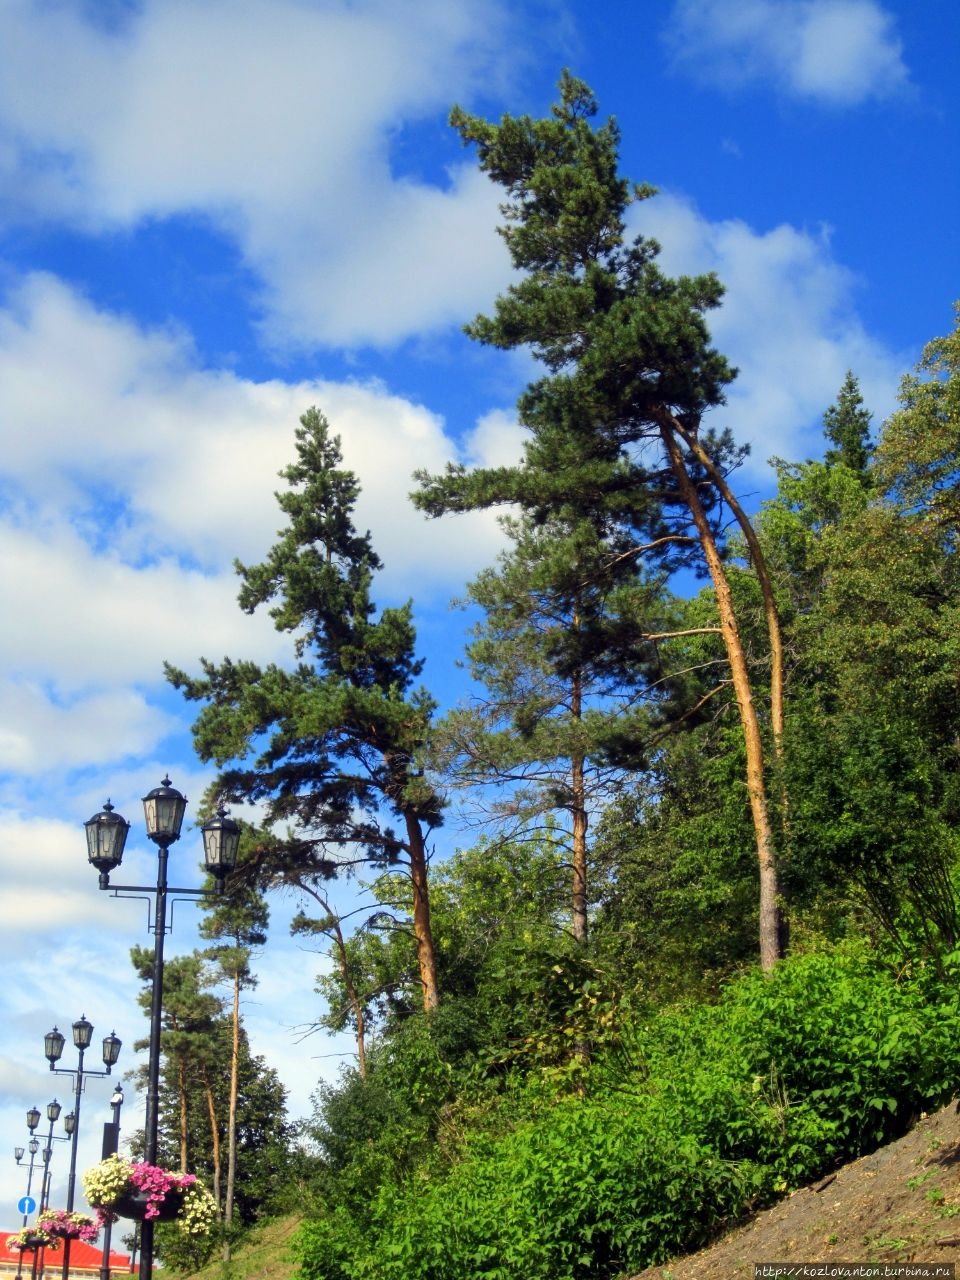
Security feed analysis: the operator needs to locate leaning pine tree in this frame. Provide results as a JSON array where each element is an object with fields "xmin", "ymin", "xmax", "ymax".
[
  {"xmin": 167, "ymin": 408, "xmax": 444, "ymax": 1011},
  {"xmin": 414, "ymin": 72, "xmax": 786, "ymax": 968}
]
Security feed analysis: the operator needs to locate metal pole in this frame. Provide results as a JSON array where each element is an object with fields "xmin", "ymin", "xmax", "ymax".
[
  {"xmin": 139, "ymin": 845, "xmax": 169, "ymax": 1280},
  {"xmin": 40, "ymin": 1150, "xmax": 51, "ymax": 1212},
  {"xmin": 40, "ymin": 1109, "xmax": 59, "ymax": 1214},
  {"xmin": 16, "ymin": 1145, "xmax": 39, "ymax": 1280},
  {"xmin": 22, "ymin": 1146, "xmax": 38, "ymax": 1221},
  {"xmin": 61, "ymin": 1047, "xmax": 85, "ymax": 1280},
  {"xmin": 99, "ymin": 1092, "xmax": 123, "ymax": 1280}
]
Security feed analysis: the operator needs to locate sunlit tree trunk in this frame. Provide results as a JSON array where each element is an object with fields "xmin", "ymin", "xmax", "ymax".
[{"xmin": 661, "ymin": 420, "xmax": 783, "ymax": 970}]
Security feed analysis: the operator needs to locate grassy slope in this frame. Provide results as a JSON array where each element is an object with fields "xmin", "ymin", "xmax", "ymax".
[{"xmin": 183, "ymin": 1214, "xmax": 303, "ymax": 1280}]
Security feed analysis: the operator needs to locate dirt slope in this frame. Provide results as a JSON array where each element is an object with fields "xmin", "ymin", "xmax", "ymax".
[{"xmin": 633, "ymin": 1101, "xmax": 960, "ymax": 1278}]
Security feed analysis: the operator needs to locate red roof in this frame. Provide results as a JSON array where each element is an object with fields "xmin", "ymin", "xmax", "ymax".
[{"xmin": 0, "ymin": 1232, "xmax": 132, "ymax": 1273}]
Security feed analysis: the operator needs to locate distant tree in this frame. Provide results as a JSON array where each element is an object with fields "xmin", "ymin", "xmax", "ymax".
[
  {"xmin": 129, "ymin": 949, "xmax": 223, "ymax": 1174},
  {"xmin": 152, "ymin": 1027, "xmax": 296, "ymax": 1274},
  {"xmin": 167, "ymin": 408, "xmax": 444, "ymax": 1012},
  {"xmin": 823, "ymin": 370, "xmax": 873, "ymax": 476},
  {"xmin": 198, "ymin": 833, "xmax": 269, "ymax": 1260}
]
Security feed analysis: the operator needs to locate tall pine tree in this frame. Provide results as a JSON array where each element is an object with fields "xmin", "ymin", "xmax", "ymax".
[
  {"xmin": 414, "ymin": 73, "xmax": 786, "ymax": 968},
  {"xmin": 168, "ymin": 408, "xmax": 444, "ymax": 1011}
]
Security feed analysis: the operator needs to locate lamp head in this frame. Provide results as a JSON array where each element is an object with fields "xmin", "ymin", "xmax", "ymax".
[
  {"xmin": 101, "ymin": 1030, "xmax": 121, "ymax": 1071},
  {"xmin": 72, "ymin": 1015, "xmax": 94, "ymax": 1051},
  {"xmin": 201, "ymin": 802, "xmax": 241, "ymax": 892},
  {"xmin": 44, "ymin": 1026, "xmax": 65, "ymax": 1067},
  {"xmin": 85, "ymin": 801, "xmax": 130, "ymax": 887},
  {"xmin": 142, "ymin": 777, "xmax": 187, "ymax": 848}
]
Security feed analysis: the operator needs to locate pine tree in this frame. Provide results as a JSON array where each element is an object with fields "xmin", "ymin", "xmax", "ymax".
[
  {"xmin": 823, "ymin": 371, "xmax": 873, "ymax": 477},
  {"xmin": 437, "ymin": 511, "xmax": 684, "ymax": 945},
  {"xmin": 414, "ymin": 72, "xmax": 786, "ymax": 968},
  {"xmin": 167, "ymin": 407, "xmax": 444, "ymax": 1010}
]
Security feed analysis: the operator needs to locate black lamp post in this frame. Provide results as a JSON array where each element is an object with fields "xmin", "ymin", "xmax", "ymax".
[
  {"xmin": 45, "ymin": 1017, "xmax": 122, "ymax": 1280},
  {"xmin": 14, "ymin": 1110, "xmax": 41, "ymax": 1280},
  {"xmin": 99, "ymin": 1087, "xmax": 124, "ymax": 1280},
  {"xmin": 36, "ymin": 1099, "xmax": 74, "ymax": 1213},
  {"xmin": 85, "ymin": 779, "xmax": 239, "ymax": 1280}
]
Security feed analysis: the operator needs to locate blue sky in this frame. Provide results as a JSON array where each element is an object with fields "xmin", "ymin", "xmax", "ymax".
[{"xmin": 1, "ymin": 0, "xmax": 957, "ymax": 1222}]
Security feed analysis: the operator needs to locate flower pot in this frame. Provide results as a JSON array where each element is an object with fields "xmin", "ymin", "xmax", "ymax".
[
  {"xmin": 11, "ymin": 1234, "xmax": 55, "ymax": 1252},
  {"xmin": 113, "ymin": 1189, "xmax": 185, "ymax": 1223}
]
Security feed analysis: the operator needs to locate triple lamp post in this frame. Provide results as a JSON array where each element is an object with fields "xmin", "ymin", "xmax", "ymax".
[
  {"xmin": 44, "ymin": 1017, "xmax": 121, "ymax": 1280},
  {"xmin": 84, "ymin": 778, "xmax": 239, "ymax": 1280}
]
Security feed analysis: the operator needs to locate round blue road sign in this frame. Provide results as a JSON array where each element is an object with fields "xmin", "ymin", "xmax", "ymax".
[{"xmin": 17, "ymin": 1195, "xmax": 36, "ymax": 1216}]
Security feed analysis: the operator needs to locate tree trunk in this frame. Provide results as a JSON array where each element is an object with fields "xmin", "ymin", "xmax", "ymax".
[
  {"xmin": 668, "ymin": 413, "xmax": 785, "ymax": 754},
  {"xmin": 223, "ymin": 971, "xmax": 240, "ymax": 1262},
  {"xmin": 329, "ymin": 917, "xmax": 368, "ymax": 1079},
  {"xmin": 659, "ymin": 419, "xmax": 784, "ymax": 970},
  {"xmin": 405, "ymin": 813, "xmax": 440, "ymax": 1012},
  {"xmin": 570, "ymin": 669, "xmax": 589, "ymax": 946},
  {"xmin": 201, "ymin": 1070, "xmax": 221, "ymax": 1209},
  {"xmin": 178, "ymin": 1059, "xmax": 189, "ymax": 1172}
]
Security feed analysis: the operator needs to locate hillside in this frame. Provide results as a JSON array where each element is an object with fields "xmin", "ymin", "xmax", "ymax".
[
  {"xmin": 184, "ymin": 1103, "xmax": 960, "ymax": 1280},
  {"xmin": 633, "ymin": 1101, "xmax": 960, "ymax": 1278}
]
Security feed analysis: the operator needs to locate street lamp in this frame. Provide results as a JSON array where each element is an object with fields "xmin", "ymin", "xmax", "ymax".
[
  {"xmin": 14, "ymin": 1131, "xmax": 41, "ymax": 1222},
  {"xmin": 38, "ymin": 1100, "xmax": 74, "ymax": 1213},
  {"xmin": 45, "ymin": 1017, "xmax": 122, "ymax": 1280},
  {"xmin": 14, "ymin": 1113, "xmax": 42, "ymax": 1280},
  {"xmin": 85, "ymin": 779, "xmax": 239, "ymax": 1280}
]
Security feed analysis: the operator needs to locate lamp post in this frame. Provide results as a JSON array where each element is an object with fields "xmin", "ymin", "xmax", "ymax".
[
  {"xmin": 14, "ymin": 1110, "xmax": 41, "ymax": 1280},
  {"xmin": 85, "ymin": 779, "xmax": 239, "ymax": 1280},
  {"xmin": 45, "ymin": 1017, "xmax": 122, "ymax": 1280},
  {"xmin": 16, "ymin": 1108, "xmax": 41, "ymax": 1222},
  {"xmin": 99, "ymin": 1088, "xmax": 123, "ymax": 1280},
  {"xmin": 38, "ymin": 1100, "xmax": 75, "ymax": 1213}
]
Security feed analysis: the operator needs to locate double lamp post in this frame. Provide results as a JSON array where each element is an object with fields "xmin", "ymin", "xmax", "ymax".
[{"xmin": 83, "ymin": 778, "xmax": 239, "ymax": 1280}]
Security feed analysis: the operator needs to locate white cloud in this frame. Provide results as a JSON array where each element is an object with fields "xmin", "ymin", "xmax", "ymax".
[
  {"xmin": 630, "ymin": 191, "xmax": 905, "ymax": 472},
  {"xmin": 463, "ymin": 407, "xmax": 525, "ymax": 469},
  {"xmin": 664, "ymin": 0, "xmax": 909, "ymax": 105},
  {"xmin": 0, "ymin": 271, "xmax": 503, "ymax": 586},
  {"xmin": 0, "ymin": 271, "xmax": 505, "ymax": 772},
  {"xmin": 0, "ymin": 0, "xmax": 518, "ymax": 349}
]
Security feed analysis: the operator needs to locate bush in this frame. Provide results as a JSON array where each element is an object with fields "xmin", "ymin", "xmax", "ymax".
[{"xmin": 295, "ymin": 941, "xmax": 960, "ymax": 1280}]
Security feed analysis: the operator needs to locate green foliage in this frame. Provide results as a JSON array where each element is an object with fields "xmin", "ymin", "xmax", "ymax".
[
  {"xmin": 295, "ymin": 942, "xmax": 960, "ymax": 1280},
  {"xmin": 167, "ymin": 404, "xmax": 443, "ymax": 856},
  {"xmin": 352, "ymin": 1100, "xmax": 750, "ymax": 1280},
  {"xmin": 873, "ymin": 302, "xmax": 960, "ymax": 526},
  {"xmin": 822, "ymin": 370, "xmax": 874, "ymax": 476},
  {"xmin": 167, "ymin": 405, "xmax": 443, "ymax": 1014}
]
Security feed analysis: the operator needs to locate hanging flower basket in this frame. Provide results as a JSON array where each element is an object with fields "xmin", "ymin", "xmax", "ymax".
[
  {"xmin": 82, "ymin": 1155, "xmax": 217, "ymax": 1237},
  {"xmin": 36, "ymin": 1210, "xmax": 99, "ymax": 1242},
  {"xmin": 6, "ymin": 1227, "xmax": 58, "ymax": 1253},
  {"xmin": 112, "ymin": 1189, "xmax": 185, "ymax": 1223}
]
